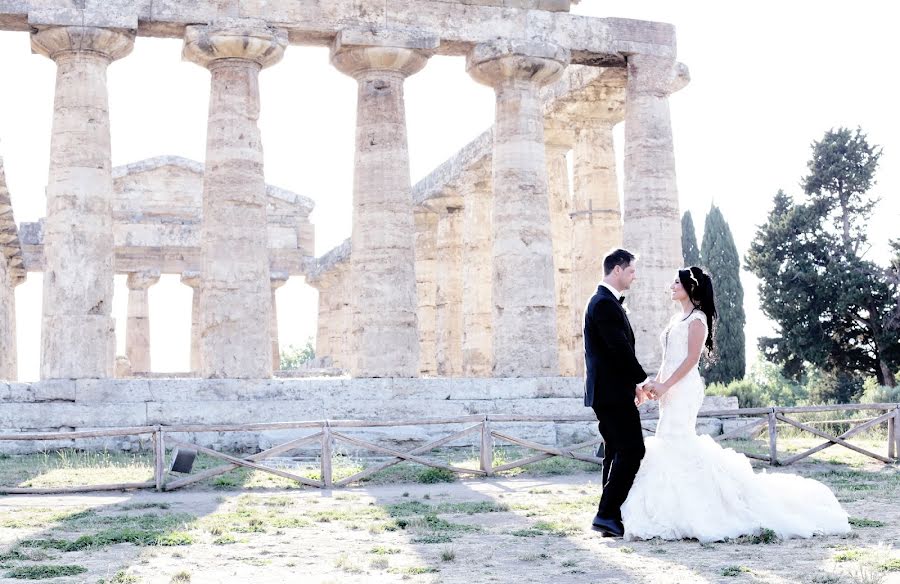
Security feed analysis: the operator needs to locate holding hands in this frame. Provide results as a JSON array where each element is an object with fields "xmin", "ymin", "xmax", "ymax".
[{"xmin": 634, "ymin": 380, "xmax": 667, "ymax": 406}]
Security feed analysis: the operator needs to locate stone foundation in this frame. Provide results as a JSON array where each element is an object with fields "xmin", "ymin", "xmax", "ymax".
[{"xmin": 0, "ymin": 378, "xmax": 738, "ymax": 455}]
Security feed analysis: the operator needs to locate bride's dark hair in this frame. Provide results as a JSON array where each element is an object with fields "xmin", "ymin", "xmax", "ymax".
[{"xmin": 678, "ymin": 266, "xmax": 717, "ymax": 354}]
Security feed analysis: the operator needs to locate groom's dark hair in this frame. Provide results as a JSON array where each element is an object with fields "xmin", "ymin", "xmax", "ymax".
[{"xmin": 603, "ymin": 248, "xmax": 636, "ymax": 275}]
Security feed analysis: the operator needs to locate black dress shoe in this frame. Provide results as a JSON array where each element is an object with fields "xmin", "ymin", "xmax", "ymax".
[{"xmin": 591, "ymin": 514, "xmax": 624, "ymax": 538}]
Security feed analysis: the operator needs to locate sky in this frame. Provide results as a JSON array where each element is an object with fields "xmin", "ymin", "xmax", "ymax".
[{"xmin": 2, "ymin": 1, "xmax": 897, "ymax": 381}]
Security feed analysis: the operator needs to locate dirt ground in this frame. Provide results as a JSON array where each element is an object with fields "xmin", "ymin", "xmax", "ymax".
[{"xmin": 1, "ymin": 462, "xmax": 898, "ymax": 584}]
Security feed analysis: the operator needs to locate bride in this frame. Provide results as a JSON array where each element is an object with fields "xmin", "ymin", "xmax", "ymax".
[{"xmin": 620, "ymin": 266, "xmax": 850, "ymax": 542}]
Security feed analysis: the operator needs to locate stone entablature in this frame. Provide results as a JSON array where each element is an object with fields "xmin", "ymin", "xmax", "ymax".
[
  {"xmin": 1, "ymin": 2, "xmax": 675, "ymax": 64},
  {"xmin": 18, "ymin": 156, "xmax": 316, "ymax": 276}
]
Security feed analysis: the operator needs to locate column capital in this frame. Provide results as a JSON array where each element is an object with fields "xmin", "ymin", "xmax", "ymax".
[
  {"xmin": 626, "ymin": 54, "xmax": 690, "ymax": 97},
  {"xmin": 331, "ymin": 46, "xmax": 429, "ymax": 79},
  {"xmin": 270, "ymin": 271, "xmax": 289, "ymax": 290},
  {"xmin": 31, "ymin": 26, "xmax": 134, "ymax": 62},
  {"xmin": 466, "ymin": 40, "xmax": 569, "ymax": 89},
  {"xmin": 126, "ymin": 269, "xmax": 160, "ymax": 291},
  {"xmin": 330, "ymin": 29, "xmax": 436, "ymax": 79},
  {"xmin": 180, "ymin": 270, "xmax": 201, "ymax": 289},
  {"xmin": 182, "ymin": 20, "xmax": 288, "ymax": 70}
]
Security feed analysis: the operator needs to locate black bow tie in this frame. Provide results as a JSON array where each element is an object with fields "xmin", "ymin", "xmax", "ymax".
[{"xmin": 618, "ymin": 295, "xmax": 626, "ymax": 304}]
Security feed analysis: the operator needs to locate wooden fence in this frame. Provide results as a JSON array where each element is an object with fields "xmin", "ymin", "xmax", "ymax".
[{"xmin": 1, "ymin": 403, "xmax": 897, "ymax": 495}]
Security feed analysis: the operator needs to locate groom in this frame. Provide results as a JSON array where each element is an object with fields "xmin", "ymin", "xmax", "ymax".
[{"xmin": 584, "ymin": 248, "xmax": 658, "ymax": 538}]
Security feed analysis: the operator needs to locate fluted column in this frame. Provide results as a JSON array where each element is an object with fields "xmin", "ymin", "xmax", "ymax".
[
  {"xmin": 545, "ymin": 135, "xmax": 576, "ymax": 376},
  {"xmin": 571, "ymin": 111, "xmax": 624, "ymax": 375},
  {"xmin": 125, "ymin": 270, "xmax": 160, "ymax": 374},
  {"xmin": 467, "ymin": 41, "xmax": 569, "ymax": 377},
  {"xmin": 183, "ymin": 20, "xmax": 287, "ymax": 378},
  {"xmin": 180, "ymin": 271, "xmax": 201, "ymax": 374},
  {"xmin": 31, "ymin": 26, "xmax": 134, "ymax": 379},
  {"xmin": 460, "ymin": 172, "xmax": 493, "ymax": 377},
  {"xmin": 331, "ymin": 33, "xmax": 434, "ymax": 378},
  {"xmin": 0, "ymin": 271, "xmax": 23, "ymax": 381},
  {"xmin": 270, "ymin": 272, "xmax": 289, "ymax": 371},
  {"xmin": 622, "ymin": 54, "xmax": 686, "ymax": 371},
  {"xmin": 434, "ymin": 204, "xmax": 463, "ymax": 377},
  {"xmin": 414, "ymin": 210, "xmax": 438, "ymax": 377}
]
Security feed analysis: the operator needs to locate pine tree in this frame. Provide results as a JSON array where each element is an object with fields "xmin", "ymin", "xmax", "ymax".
[
  {"xmin": 746, "ymin": 128, "xmax": 899, "ymax": 394},
  {"xmin": 681, "ymin": 211, "xmax": 701, "ymax": 267},
  {"xmin": 701, "ymin": 205, "xmax": 746, "ymax": 384}
]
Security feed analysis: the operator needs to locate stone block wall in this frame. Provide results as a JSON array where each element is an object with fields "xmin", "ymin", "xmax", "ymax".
[{"xmin": 0, "ymin": 378, "xmax": 739, "ymax": 454}]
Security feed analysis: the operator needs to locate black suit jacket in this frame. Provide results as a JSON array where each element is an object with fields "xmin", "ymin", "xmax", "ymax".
[{"xmin": 583, "ymin": 285, "xmax": 649, "ymax": 407}]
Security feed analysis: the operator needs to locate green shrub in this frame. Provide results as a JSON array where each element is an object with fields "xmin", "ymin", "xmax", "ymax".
[{"xmin": 859, "ymin": 377, "xmax": 900, "ymax": 404}]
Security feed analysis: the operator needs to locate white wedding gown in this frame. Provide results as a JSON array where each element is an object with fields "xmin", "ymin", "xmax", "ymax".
[{"xmin": 621, "ymin": 311, "xmax": 850, "ymax": 542}]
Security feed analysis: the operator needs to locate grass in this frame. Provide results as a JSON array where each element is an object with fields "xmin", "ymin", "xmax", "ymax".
[
  {"xmin": 732, "ymin": 528, "xmax": 779, "ymax": 544},
  {"xmin": 511, "ymin": 520, "xmax": 579, "ymax": 538},
  {"xmin": 98, "ymin": 571, "xmax": 140, "ymax": 584},
  {"xmin": 849, "ymin": 517, "xmax": 886, "ymax": 528},
  {"xmin": 721, "ymin": 565, "xmax": 751, "ymax": 576},
  {"xmin": 5, "ymin": 564, "xmax": 88, "ymax": 579}
]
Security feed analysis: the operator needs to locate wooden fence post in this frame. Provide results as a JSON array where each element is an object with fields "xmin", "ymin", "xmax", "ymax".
[
  {"xmin": 153, "ymin": 426, "xmax": 165, "ymax": 492},
  {"xmin": 890, "ymin": 407, "xmax": 899, "ymax": 461},
  {"xmin": 321, "ymin": 423, "xmax": 333, "ymax": 489},
  {"xmin": 480, "ymin": 416, "xmax": 493, "ymax": 476},
  {"xmin": 768, "ymin": 409, "xmax": 778, "ymax": 465}
]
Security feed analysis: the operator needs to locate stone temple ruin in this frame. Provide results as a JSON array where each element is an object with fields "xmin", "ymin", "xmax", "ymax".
[{"xmin": 0, "ymin": 1, "xmax": 739, "ymax": 453}]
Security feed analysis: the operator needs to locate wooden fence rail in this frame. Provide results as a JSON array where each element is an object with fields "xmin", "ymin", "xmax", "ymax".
[{"xmin": 0, "ymin": 404, "xmax": 897, "ymax": 495}]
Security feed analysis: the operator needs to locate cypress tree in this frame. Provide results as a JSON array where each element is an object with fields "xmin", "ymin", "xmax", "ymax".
[
  {"xmin": 701, "ymin": 205, "xmax": 746, "ymax": 384},
  {"xmin": 681, "ymin": 211, "xmax": 701, "ymax": 267}
]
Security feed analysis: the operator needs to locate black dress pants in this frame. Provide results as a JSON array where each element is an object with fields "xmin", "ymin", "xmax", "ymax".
[{"xmin": 592, "ymin": 403, "xmax": 646, "ymax": 521}]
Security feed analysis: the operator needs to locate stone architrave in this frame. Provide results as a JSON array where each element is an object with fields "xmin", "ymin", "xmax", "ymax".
[
  {"xmin": 331, "ymin": 30, "xmax": 436, "ymax": 378},
  {"xmin": 31, "ymin": 26, "xmax": 134, "ymax": 379},
  {"xmin": 545, "ymin": 132, "xmax": 576, "ymax": 377},
  {"xmin": 183, "ymin": 20, "xmax": 287, "ymax": 379},
  {"xmin": 570, "ymin": 103, "xmax": 625, "ymax": 375},
  {"xmin": 434, "ymin": 203, "xmax": 463, "ymax": 377},
  {"xmin": 180, "ymin": 270, "xmax": 201, "ymax": 373},
  {"xmin": 467, "ymin": 40, "xmax": 569, "ymax": 377},
  {"xmin": 270, "ymin": 272, "xmax": 289, "ymax": 371},
  {"xmin": 459, "ymin": 171, "xmax": 493, "ymax": 377},
  {"xmin": 125, "ymin": 270, "xmax": 160, "ymax": 373},
  {"xmin": 622, "ymin": 54, "xmax": 685, "ymax": 371},
  {"xmin": 414, "ymin": 210, "xmax": 438, "ymax": 377}
]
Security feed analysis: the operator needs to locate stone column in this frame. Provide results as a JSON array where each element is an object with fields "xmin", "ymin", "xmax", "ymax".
[
  {"xmin": 414, "ymin": 210, "xmax": 438, "ymax": 377},
  {"xmin": 434, "ymin": 203, "xmax": 463, "ymax": 377},
  {"xmin": 460, "ymin": 171, "xmax": 493, "ymax": 377},
  {"xmin": 622, "ymin": 54, "xmax": 685, "ymax": 371},
  {"xmin": 183, "ymin": 20, "xmax": 287, "ymax": 379},
  {"xmin": 270, "ymin": 272, "xmax": 289, "ymax": 371},
  {"xmin": 0, "ymin": 269, "xmax": 23, "ymax": 381},
  {"xmin": 31, "ymin": 26, "xmax": 134, "ymax": 379},
  {"xmin": 180, "ymin": 271, "xmax": 201, "ymax": 374},
  {"xmin": 467, "ymin": 41, "xmax": 569, "ymax": 377},
  {"xmin": 545, "ymin": 133, "xmax": 576, "ymax": 376},
  {"xmin": 125, "ymin": 270, "xmax": 160, "ymax": 374},
  {"xmin": 331, "ymin": 31, "xmax": 435, "ymax": 378},
  {"xmin": 571, "ymin": 108, "xmax": 624, "ymax": 375}
]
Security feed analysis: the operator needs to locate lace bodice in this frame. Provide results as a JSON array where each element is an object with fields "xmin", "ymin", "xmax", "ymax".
[
  {"xmin": 656, "ymin": 310, "xmax": 708, "ymax": 438},
  {"xmin": 659, "ymin": 310, "xmax": 708, "ymax": 380}
]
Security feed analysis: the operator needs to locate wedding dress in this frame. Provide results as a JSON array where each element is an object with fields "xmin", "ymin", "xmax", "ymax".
[{"xmin": 620, "ymin": 310, "xmax": 850, "ymax": 542}]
